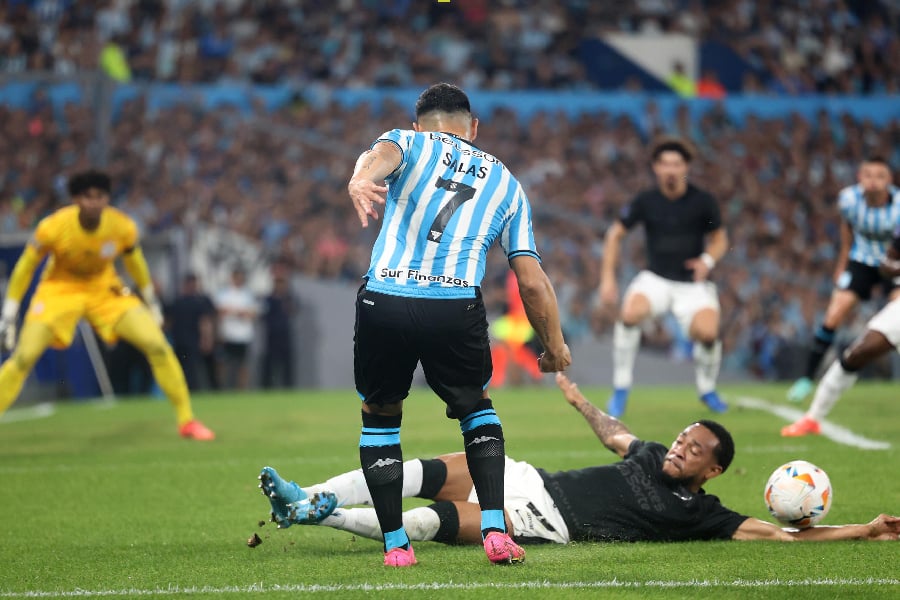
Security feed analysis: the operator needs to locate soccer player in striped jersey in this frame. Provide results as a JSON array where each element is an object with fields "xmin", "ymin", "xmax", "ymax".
[
  {"xmin": 783, "ymin": 222, "xmax": 900, "ymax": 437},
  {"xmin": 342, "ymin": 83, "xmax": 571, "ymax": 567},
  {"xmin": 787, "ymin": 157, "xmax": 900, "ymax": 404}
]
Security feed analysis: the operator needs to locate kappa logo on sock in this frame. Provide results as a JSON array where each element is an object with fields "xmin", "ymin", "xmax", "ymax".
[
  {"xmin": 368, "ymin": 457, "xmax": 401, "ymax": 469},
  {"xmin": 466, "ymin": 435, "xmax": 500, "ymax": 446}
]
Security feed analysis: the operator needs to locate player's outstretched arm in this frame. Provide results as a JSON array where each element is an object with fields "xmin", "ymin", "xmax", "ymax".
[
  {"xmin": 0, "ymin": 243, "xmax": 46, "ymax": 350},
  {"xmin": 348, "ymin": 141, "xmax": 402, "ymax": 228},
  {"xmin": 555, "ymin": 373, "xmax": 636, "ymax": 457},
  {"xmin": 122, "ymin": 245, "xmax": 163, "ymax": 325},
  {"xmin": 732, "ymin": 514, "xmax": 900, "ymax": 541}
]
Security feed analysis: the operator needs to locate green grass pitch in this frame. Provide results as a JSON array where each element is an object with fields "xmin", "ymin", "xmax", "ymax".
[{"xmin": 1, "ymin": 381, "xmax": 899, "ymax": 599}]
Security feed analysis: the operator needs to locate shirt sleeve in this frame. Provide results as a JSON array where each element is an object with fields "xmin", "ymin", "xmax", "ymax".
[
  {"xmin": 374, "ymin": 129, "xmax": 411, "ymax": 182},
  {"xmin": 618, "ymin": 194, "xmax": 644, "ymax": 230},
  {"xmin": 703, "ymin": 191, "xmax": 723, "ymax": 232},
  {"xmin": 694, "ymin": 494, "xmax": 751, "ymax": 540},
  {"xmin": 119, "ymin": 215, "xmax": 139, "ymax": 251},
  {"xmin": 500, "ymin": 186, "xmax": 540, "ymax": 262},
  {"xmin": 837, "ymin": 187, "xmax": 855, "ymax": 221}
]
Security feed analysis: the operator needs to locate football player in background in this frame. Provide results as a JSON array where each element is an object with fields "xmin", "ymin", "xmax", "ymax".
[
  {"xmin": 783, "ymin": 222, "xmax": 900, "ymax": 436},
  {"xmin": 787, "ymin": 157, "xmax": 900, "ymax": 403},
  {"xmin": 598, "ymin": 138, "xmax": 729, "ymax": 417},
  {"xmin": 0, "ymin": 169, "xmax": 214, "ymax": 440},
  {"xmin": 258, "ymin": 372, "xmax": 900, "ymax": 545}
]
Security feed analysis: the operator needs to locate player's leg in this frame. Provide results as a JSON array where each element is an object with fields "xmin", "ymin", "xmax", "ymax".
[
  {"xmin": 609, "ymin": 271, "xmax": 668, "ymax": 416},
  {"xmin": 680, "ymin": 282, "xmax": 726, "ymax": 412},
  {"xmin": 783, "ymin": 299, "xmax": 900, "ymax": 436},
  {"xmin": 354, "ymin": 288, "xmax": 419, "ymax": 565},
  {"xmin": 421, "ymin": 296, "xmax": 524, "ymax": 564},
  {"xmin": 0, "ymin": 322, "xmax": 55, "ymax": 415},
  {"xmin": 789, "ymin": 269, "xmax": 866, "ymax": 402},
  {"xmin": 111, "ymin": 306, "xmax": 214, "ymax": 440}
]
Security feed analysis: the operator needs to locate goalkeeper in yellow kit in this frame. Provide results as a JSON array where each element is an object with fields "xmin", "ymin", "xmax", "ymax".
[{"xmin": 0, "ymin": 170, "xmax": 215, "ymax": 440}]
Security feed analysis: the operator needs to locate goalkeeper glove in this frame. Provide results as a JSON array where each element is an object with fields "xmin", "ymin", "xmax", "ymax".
[
  {"xmin": 141, "ymin": 285, "xmax": 164, "ymax": 326},
  {"xmin": 0, "ymin": 299, "xmax": 19, "ymax": 351}
]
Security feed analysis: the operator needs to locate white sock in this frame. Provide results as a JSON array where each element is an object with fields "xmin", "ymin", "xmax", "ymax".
[
  {"xmin": 320, "ymin": 506, "xmax": 440, "ymax": 542},
  {"xmin": 807, "ymin": 360, "xmax": 857, "ymax": 421},
  {"xmin": 305, "ymin": 459, "xmax": 424, "ymax": 506},
  {"xmin": 612, "ymin": 321, "xmax": 641, "ymax": 389},
  {"xmin": 693, "ymin": 340, "xmax": 721, "ymax": 396}
]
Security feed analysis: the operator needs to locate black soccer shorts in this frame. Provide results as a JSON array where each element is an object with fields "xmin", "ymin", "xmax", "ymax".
[
  {"xmin": 836, "ymin": 260, "xmax": 897, "ymax": 301},
  {"xmin": 353, "ymin": 285, "xmax": 491, "ymax": 419}
]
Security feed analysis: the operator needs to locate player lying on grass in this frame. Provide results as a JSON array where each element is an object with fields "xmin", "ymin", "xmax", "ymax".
[{"xmin": 259, "ymin": 373, "xmax": 900, "ymax": 546}]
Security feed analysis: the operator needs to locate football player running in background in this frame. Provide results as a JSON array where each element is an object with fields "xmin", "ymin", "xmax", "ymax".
[
  {"xmin": 787, "ymin": 157, "xmax": 900, "ymax": 403},
  {"xmin": 258, "ymin": 373, "xmax": 900, "ymax": 545},
  {"xmin": 783, "ymin": 221, "xmax": 900, "ymax": 437},
  {"xmin": 0, "ymin": 170, "xmax": 214, "ymax": 440},
  {"xmin": 598, "ymin": 137, "xmax": 728, "ymax": 417}
]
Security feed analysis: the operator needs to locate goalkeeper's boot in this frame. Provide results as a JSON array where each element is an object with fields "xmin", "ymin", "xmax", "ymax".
[
  {"xmin": 786, "ymin": 377, "xmax": 813, "ymax": 403},
  {"xmin": 259, "ymin": 466, "xmax": 337, "ymax": 528},
  {"xmin": 781, "ymin": 416, "xmax": 821, "ymax": 437},
  {"xmin": 606, "ymin": 388, "xmax": 629, "ymax": 418},
  {"xmin": 384, "ymin": 546, "xmax": 417, "ymax": 567},
  {"xmin": 179, "ymin": 419, "xmax": 215, "ymax": 441},
  {"xmin": 483, "ymin": 531, "xmax": 525, "ymax": 565},
  {"xmin": 700, "ymin": 391, "xmax": 728, "ymax": 413}
]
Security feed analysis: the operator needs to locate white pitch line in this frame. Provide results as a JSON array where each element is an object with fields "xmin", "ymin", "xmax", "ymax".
[
  {"xmin": 1, "ymin": 578, "xmax": 899, "ymax": 597},
  {"xmin": 735, "ymin": 396, "xmax": 891, "ymax": 450},
  {"xmin": 0, "ymin": 403, "xmax": 55, "ymax": 424}
]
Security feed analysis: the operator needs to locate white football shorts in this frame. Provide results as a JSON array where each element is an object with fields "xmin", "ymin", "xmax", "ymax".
[
  {"xmin": 624, "ymin": 270, "xmax": 720, "ymax": 335},
  {"xmin": 467, "ymin": 456, "xmax": 570, "ymax": 544},
  {"xmin": 866, "ymin": 297, "xmax": 900, "ymax": 348}
]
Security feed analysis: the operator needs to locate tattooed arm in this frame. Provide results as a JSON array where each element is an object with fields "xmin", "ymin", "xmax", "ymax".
[
  {"xmin": 555, "ymin": 373, "xmax": 637, "ymax": 457},
  {"xmin": 348, "ymin": 141, "xmax": 403, "ymax": 228}
]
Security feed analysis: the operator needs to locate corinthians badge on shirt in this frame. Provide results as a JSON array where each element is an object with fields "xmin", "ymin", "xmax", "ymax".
[{"xmin": 100, "ymin": 241, "xmax": 117, "ymax": 258}]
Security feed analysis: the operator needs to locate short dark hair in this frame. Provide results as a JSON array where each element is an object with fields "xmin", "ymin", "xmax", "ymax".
[
  {"xmin": 695, "ymin": 419, "xmax": 735, "ymax": 473},
  {"xmin": 68, "ymin": 170, "xmax": 111, "ymax": 197},
  {"xmin": 415, "ymin": 83, "xmax": 471, "ymax": 119},
  {"xmin": 863, "ymin": 156, "xmax": 890, "ymax": 168},
  {"xmin": 651, "ymin": 137, "xmax": 693, "ymax": 163}
]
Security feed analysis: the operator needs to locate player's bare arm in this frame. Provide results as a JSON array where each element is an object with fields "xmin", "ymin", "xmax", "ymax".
[
  {"xmin": 555, "ymin": 372, "xmax": 636, "ymax": 456},
  {"xmin": 348, "ymin": 141, "xmax": 402, "ymax": 228},
  {"xmin": 598, "ymin": 221, "xmax": 626, "ymax": 307},
  {"xmin": 879, "ymin": 246, "xmax": 900, "ymax": 278},
  {"xmin": 684, "ymin": 226, "xmax": 728, "ymax": 282},
  {"xmin": 733, "ymin": 514, "xmax": 900, "ymax": 541},
  {"xmin": 835, "ymin": 221, "xmax": 853, "ymax": 282},
  {"xmin": 510, "ymin": 255, "xmax": 571, "ymax": 372}
]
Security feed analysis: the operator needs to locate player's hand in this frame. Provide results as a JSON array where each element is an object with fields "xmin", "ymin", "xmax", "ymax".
[
  {"xmin": 555, "ymin": 372, "xmax": 585, "ymax": 410},
  {"xmin": 348, "ymin": 178, "xmax": 387, "ymax": 228},
  {"xmin": 878, "ymin": 258, "xmax": 900, "ymax": 280},
  {"xmin": 866, "ymin": 514, "xmax": 900, "ymax": 540},
  {"xmin": 0, "ymin": 299, "xmax": 19, "ymax": 352},
  {"xmin": 538, "ymin": 343, "xmax": 571, "ymax": 373},
  {"xmin": 685, "ymin": 257, "xmax": 711, "ymax": 282},
  {"xmin": 147, "ymin": 300, "xmax": 164, "ymax": 326}
]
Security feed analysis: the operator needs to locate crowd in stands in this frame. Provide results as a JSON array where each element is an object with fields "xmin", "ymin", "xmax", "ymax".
[
  {"xmin": 2, "ymin": 1, "xmax": 900, "ymax": 380},
  {"xmin": 2, "ymin": 82, "xmax": 899, "ymax": 378},
  {"xmin": 1, "ymin": 1, "xmax": 898, "ymax": 94}
]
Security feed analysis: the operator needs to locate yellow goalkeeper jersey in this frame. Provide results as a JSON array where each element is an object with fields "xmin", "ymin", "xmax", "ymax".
[{"xmin": 32, "ymin": 205, "xmax": 138, "ymax": 286}]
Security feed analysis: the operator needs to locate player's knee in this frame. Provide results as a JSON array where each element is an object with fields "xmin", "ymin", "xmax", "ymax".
[
  {"xmin": 13, "ymin": 346, "xmax": 42, "ymax": 371},
  {"xmin": 134, "ymin": 332, "xmax": 172, "ymax": 359}
]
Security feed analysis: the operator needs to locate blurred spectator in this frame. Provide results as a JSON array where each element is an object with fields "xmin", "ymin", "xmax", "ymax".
[
  {"xmin": 214, "ymin": 268, "xmax": 258, "ymax": 390},
  {"xmin": 259, "ymin": 261, "xmax": 298, "ymax": 389},
  {"xmin": 667, "ymin": 60, "xmax": 696, "ymax": 97},
  {"xmin": 166, "ymin": 273, "xmax": 218, "ymax": 391},
  {"xmin": 697, "ymin": 68, "xmax": 727, "ymax": 99}
]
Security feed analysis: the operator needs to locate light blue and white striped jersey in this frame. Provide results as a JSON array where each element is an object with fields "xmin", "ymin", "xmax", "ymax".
[
  {"xmin": 363, "ymin": 129, "xmax": 540, "ymax": 299},
  {"xmin": 838, "ymin": 184, "xmax": 900, "ymax": 266}
]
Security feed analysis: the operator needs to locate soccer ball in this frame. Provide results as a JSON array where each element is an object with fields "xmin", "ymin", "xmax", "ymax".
[{"xmin": 763, "ymin": 460, "xmax": 832, "ymax": 528}]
